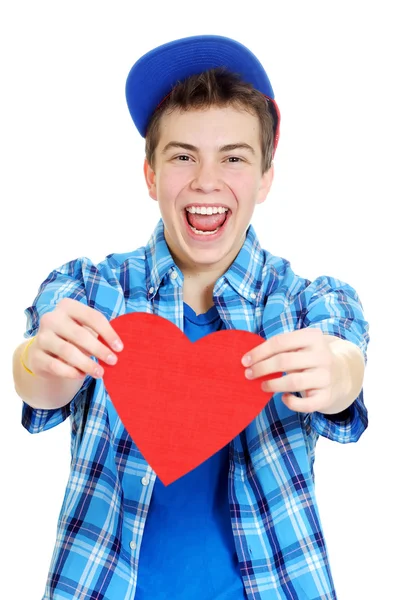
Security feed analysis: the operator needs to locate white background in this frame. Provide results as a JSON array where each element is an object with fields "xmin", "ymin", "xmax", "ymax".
[{"xmin": 1, "ymin": 1, "xmax": 397, "ymax": 598}]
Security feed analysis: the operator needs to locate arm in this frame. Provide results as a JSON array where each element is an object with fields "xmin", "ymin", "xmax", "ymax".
[
  {"xmin": 13, "ymin": 299, "xmax": 122, "ymax": 410},
  {"xmin": 13, "ymin": 338, "xmax": 84, "ymax": 410},
  {"xmin": 16, "ymin": 258, "xmax": 126, "ymax": 434},
  {"xmin": 301, "ymin": 276, "xmax": 369, "ymax": 440},
  {"xmin": 323, "ymin": 335, "xmax": 365, "ymax": 416},
  {"xmin": 242, "ymin": 275, "xmax": 369, "ymax": 442}
]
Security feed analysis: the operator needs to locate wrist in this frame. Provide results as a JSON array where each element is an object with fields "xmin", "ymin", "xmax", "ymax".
[
  {"xmin": 324, "ymin": 345, "xmax": 352, "ymax": 415},
  {"xmin": 20, "ymin": 337, "xmax": 36, "ymax": 376}
]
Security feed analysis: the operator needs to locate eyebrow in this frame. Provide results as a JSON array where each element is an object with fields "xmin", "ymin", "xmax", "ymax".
[{"xmin": 161, "ymin": 142, "xmax": 256, "ymax": 155}]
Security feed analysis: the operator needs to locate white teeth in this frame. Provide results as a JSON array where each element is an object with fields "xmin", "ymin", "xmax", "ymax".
[
  {"xmin": 186, "ymin": 206, "xmax": 228, "ymax": 215},
  {"xmin": 189, "ymin": 225, "xmax": 220, "ymax": 235}
]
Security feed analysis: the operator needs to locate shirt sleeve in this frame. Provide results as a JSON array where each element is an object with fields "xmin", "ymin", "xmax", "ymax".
[
  {"xmin": 300, "ymin": 275, "xmax": 370, "ymax": 444},
  {"xmin": 21, "ymin": 375, "xmax": 92, "ymax": 434},
  {"xmin": 20, "ymin": 256, "xmax": 124, "ymax": 435}
]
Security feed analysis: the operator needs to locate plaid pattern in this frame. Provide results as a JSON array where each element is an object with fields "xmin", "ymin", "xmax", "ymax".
[{"xmin": 22, "ymin": 220, "xmax": 369, "ymax": 599}]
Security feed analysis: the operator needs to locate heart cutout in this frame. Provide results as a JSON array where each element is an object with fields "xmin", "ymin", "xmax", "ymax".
[{"xmin": 99, "ymin": 313, "xmax": 281, "ymax": 485}]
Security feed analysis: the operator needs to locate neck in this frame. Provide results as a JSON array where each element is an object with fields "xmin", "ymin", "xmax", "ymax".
[
  {"xmin": 163, "ymin": 229, "xmax": 247, "ymax": 314},
  {"xmin": 182, "ymin": 269, "xmax": 219, "ymax": 315}
]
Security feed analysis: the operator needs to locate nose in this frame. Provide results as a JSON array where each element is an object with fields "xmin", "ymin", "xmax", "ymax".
[{"xmin": 190, "ymin": 161, "xmax": 223, "ymax": 194}]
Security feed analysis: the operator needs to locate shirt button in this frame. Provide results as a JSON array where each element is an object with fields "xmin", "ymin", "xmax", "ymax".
[
  {"xmin": 250, "ymin": 292, "xmax": 256, "ymax": 299},
  {"xmin": 170, "ymin": 270, "xmax": 178, "ymax": 280},
  {"xmin": 130, "ymin": 541, "xmax": 137, "ymax": 550},
  {"xmin": 141, "ymin": 476, "xmax": 150, "ymax": 486},
  {"xmin": 148, "ymin": 286, "xmax": 154, "ymax": 294}
]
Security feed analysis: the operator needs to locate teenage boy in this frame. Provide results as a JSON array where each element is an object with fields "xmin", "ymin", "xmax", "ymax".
[{"xmin": 13, "ymin": 35, "xmax": 368, "ymax": 600}]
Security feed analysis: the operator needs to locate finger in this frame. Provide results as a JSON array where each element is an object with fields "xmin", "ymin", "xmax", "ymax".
[
  {"xmin": 77, "ymin": 326, "xmax": 101, "ymax": 357},
  {"xmin": 245, "ymin": 350, "xmax": 317, "ymax": 380},
  {"xmin": 43, "ymin": 312, "xmax": 119, "ymax": 367},
  {"xmin": 242, "ymin": 328, "xmax": 323, "ymax": 366},
  {"xmin": 38, "ymin": 329, "xmax": 105, "ymax": 379},
  {"xmin": 260, "ymin": 369, "xmax": 331, "ymax": 394},
  {"xmin": 29, "ymin": 344, "xmax": 87, "ymax": 380},
  {"xmin": 57, "ymin": 298, "xmax": 124, "ymax": 352},
  {"xmin": 281, "ymin": 390, "xmax": 330, "ymax": 413},
  {"xmin": 46, "ymin": 357, "xmax": 88, "ymax": 380},
  {"xmin": 82, "ymin": 324, "xmax": 99, "ymax": 338}
]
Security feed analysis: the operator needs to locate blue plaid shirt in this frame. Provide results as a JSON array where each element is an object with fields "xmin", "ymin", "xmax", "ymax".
[{"xmin": 22, "ymin": 220, "xmax": 369, "ymax": 600}]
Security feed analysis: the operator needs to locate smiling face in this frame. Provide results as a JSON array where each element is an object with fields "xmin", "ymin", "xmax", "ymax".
[{"xmin": 144, "ymin": 105, "xmax": 274, "ymax": 275}]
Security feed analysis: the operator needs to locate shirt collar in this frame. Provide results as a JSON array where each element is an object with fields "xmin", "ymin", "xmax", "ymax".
[
  {"xmin": 219, "ymin": 225, "xmax": 278, "ymax": 306},
  {"xmin": 144, "ymin": 220, "xmax": 179, "ymax": 300},
  {"xmin": 145, "ymin": 219, "xmax": 280, "ymax": 304}
]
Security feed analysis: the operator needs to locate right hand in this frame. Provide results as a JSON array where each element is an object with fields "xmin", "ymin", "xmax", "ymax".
[{"xmin": 26, "ymin": 298, "xmax": 124, "ymax": 380}]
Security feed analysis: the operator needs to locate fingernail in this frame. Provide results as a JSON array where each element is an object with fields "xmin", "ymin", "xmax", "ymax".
[
  {"xmin": 106, "ymin": 354, "xmax": 117, "ymax": 365},
  {"xmin": 245, "ymin": 368, "xmax": 253, "ymax": 379},
  {"xmin": 94, "ymin": 366, "xmax": 104, "ymax": 378},
  {"xmin": 242, "ymin": 355, "xmax": 252, "ymax": 367},
  {"xmin": 112, "ymin": 340, "xmax": 123, "ymax": 352}
]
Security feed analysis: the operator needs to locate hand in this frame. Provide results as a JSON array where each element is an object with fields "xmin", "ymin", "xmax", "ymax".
[
  {"xmin": 242, "ymin": 328, "xmax": 338, "ymax": 414},
  {"xmin": 26, "ymin": 298, "xmax": 124, "ymax": 380}
]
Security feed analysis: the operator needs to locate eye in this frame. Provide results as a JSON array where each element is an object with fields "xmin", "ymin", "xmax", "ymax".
[
  {"xmin": 226, "ymin": 156, "xmax": 244, "ymax": 163},
  {"xmin": 175, "ymin": 155, "xmax": 192, "ymax": 162}
]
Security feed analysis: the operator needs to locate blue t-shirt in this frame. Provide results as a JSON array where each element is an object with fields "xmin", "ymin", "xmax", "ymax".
[{"xmin": 135, "ymin": 303, "xmax": 246, "ymax": 599}]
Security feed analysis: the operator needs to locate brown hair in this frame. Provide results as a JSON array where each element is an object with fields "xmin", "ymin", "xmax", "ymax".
[{"xmin": 145, "ymin": 68, "xmax": 275, "ymax": 174}]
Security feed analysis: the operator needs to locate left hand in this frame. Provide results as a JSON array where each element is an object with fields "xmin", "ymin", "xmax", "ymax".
[{"xmin": 242, "ymin": 328, "xmax": 338, "ymax": 414}]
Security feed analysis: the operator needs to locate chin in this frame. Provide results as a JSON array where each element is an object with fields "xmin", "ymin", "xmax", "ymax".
[{"xmin": 183, "ymin": 242, "xmax": 237, "ymax": 269}]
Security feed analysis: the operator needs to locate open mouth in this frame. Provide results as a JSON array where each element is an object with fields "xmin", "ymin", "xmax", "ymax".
[{"xmin": 184, "ymin": 205, "xmax": 230, "ymax": 236}]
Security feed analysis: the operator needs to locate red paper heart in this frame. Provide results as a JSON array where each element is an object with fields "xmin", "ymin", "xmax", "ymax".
[{"xmin": 99, "ymin": 313, "xmax": 281, "ymax": 485}]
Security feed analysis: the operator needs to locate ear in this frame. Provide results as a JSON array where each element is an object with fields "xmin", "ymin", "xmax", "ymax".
[
  {"xmin": 256, "ymin": 161, "xmax": 274, "ymax": 206},
  {"xmin": 144, "ymin": 159, "xmax": 158, "ymax": 201}
]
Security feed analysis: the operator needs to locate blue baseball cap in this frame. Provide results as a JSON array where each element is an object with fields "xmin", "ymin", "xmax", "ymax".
[{"xmin": 125, "ymin": 35, "xmax": 280, "ymax": 155}]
